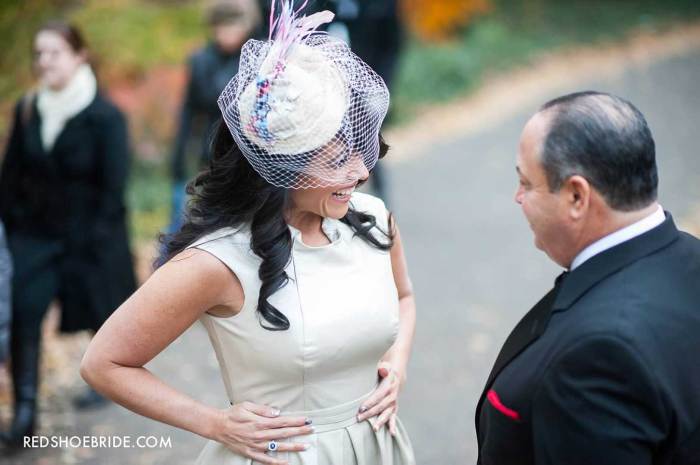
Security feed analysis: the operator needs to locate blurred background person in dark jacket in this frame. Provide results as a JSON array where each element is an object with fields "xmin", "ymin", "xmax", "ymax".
[
  {"xmin": 336, "ymin": 0, "xmax": 402, "ymax": 204},
  {"xmin": 167, "ymin": 0, "xmax": 260, "ymax": 233},
  {"xmin": 0, "ymin": 20, "xmax": 136, "ymax": 447}
]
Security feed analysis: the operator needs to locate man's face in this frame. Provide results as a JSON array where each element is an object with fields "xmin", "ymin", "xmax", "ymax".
[
  {"xmin": 515, "ymin": 113, "xmax": 577, "ymax": 267},
  {"xmin": 213, "ymin": 22, "xmax": 250, "ymax": 53}
]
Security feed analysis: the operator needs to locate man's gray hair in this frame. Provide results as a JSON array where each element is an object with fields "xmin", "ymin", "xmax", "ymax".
[{"xmin": 538, "ymin": 91, "xmax": 658, "ymax": 212}]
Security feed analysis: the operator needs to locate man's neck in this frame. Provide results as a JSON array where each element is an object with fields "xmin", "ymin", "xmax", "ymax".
[
  {"xmin": 591, "ymin": 202, "xmax": 660, "ymax": 241},
  {"xmin": 567, "ymin": 202, "xmax": 662, "ymax": 270}
]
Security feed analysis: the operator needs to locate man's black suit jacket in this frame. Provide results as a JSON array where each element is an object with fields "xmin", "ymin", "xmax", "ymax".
[{"xmin": 476, "ymin": 213, "xmax": 700, "ymax": 465}]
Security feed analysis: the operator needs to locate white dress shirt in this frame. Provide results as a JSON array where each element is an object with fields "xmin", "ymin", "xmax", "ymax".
[{"xmin": 570, "ymin": 205, "xmax": 666, "ymax": 271}]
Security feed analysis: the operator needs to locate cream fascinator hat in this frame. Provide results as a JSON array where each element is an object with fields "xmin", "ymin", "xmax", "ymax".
[{"xmin": 217, "ymin": 0, "xmax": 390, "ymax": 189}]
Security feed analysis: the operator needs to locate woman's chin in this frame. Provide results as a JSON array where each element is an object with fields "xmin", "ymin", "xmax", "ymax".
[
  {"xmin": 324, "ymin": 202, "xmax": 350, "ymax": 219},
  {"xmin": 329, "ymin": 208, "xmax": 349, "ymax": 220}
]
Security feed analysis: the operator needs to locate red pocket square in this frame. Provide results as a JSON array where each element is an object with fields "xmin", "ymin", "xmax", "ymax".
[{"xmin": 487, "ymin": 389, "xmax": 521, "ymax": 421}]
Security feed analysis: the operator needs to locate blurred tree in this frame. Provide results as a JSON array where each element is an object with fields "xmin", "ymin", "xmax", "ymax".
[{"xmin": 400, "ymin": 0, "xmax": 491, "ymax": 41}]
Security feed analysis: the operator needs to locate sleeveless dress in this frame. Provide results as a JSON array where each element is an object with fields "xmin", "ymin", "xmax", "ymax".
[{"xmin": 186, "ymin": 192, "xmax": 416, "ymax": 465}]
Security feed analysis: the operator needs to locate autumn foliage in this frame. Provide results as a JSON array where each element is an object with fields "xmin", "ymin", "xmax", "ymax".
[{"xmin": 400, "ymin": 0, "xmax": 492, "ymax": 41}]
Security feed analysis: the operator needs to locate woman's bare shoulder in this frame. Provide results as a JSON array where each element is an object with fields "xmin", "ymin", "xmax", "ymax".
[{"xmin": 151, "ymin": 247, "xmax": 244, "ymax": 316}]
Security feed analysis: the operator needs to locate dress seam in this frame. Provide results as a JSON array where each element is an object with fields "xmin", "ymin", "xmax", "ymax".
[
  {"xmin": 290, "ymin": 243, "xmax": 308, "ymax": 411},
  {"xmin": 200, "ymin": 316, "xmax": 235, "ymax": 404}
]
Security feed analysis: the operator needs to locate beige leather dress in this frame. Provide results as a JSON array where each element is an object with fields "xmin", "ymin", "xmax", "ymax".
[{"xmin": 187, "ymin": 192, "xmax": 416, "ymax": 465}]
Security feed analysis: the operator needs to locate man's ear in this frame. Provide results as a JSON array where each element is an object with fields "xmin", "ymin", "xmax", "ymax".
[{"xmin": 563, "ymin": 175, "xmax": 590, "ymax": 220}]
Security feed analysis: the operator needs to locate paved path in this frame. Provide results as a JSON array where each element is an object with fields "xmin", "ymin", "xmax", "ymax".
[{"xmin": 1, "ymin": 47, "xmax": 699, "ymax": 465}]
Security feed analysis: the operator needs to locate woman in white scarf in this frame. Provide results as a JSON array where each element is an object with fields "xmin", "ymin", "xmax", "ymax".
[
  {"xmin": 0, "ymin": 21, "xmax": 137, "ymax": 448},
  {"xmin": 34, "ymin": 24, "xmax": 97, "ymax": 151},
  {"xmin": 36, "ymin": 63, "xmax": 97, "ymax": 152}
]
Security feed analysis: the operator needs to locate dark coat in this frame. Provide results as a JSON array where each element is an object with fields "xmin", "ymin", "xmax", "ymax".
[
  {"xmin": 342, "ymin": 0, "xmax": 402, "ymax": 89},
  {"xmin": 476, "ymin": 213, "xmax": 700, "ymax": 465},
  {"xmin": 0, "ymin": 92, "xmax": 137, "ymax": 333},
  {"xmin": 258, "ymin": 0, "xmax": 402, "ymax": 88},
  {"xmin": 171, "ymin": 42, "xmax": 240, "ymax": 181}
]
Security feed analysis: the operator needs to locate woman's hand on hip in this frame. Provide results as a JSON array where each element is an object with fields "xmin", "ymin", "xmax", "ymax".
[
  {"xmin": 356, "ymin": 361, "xmax": 405, "ymax": 436},
  {"xmin": 213, "ymin": 402, "xmax": 314, "ymax": 465}
]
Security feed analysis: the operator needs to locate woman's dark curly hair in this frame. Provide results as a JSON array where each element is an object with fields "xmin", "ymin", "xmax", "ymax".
[{"xmin": 155, "ymin": 120, "xmax": 394, "ymax": 331}]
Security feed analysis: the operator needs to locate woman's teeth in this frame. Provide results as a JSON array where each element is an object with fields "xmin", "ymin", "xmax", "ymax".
[{"xmin": 332, "ymin": 187, "xmax": 355, "ymax": 198}]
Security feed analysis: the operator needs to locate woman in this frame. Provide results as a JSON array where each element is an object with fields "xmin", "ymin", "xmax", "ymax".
[
  {"xmin": 0, "ymin": 21, "xmax": 136, "ymax": 445},
  {"xmin": 81, "ymin": 3, "xmax": 416, "ymax": 464}
]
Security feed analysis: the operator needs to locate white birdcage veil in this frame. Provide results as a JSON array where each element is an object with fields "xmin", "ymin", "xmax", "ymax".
[{"xmin": 216, "ymin": 0, "xmax": 390, "ymax": 189}]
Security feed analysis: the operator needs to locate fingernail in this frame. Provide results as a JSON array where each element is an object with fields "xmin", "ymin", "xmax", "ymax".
[
  {"xmin": 303, "ymin": 443, "xmax": 310, "ymax": 450},
  {"xmin": 271, "ymin": 407, "xmax": 281, "ymax": 417},
  {"xmin": 359, "ymin": 406, "xmax": 368, "ymax": 413},
  {"xmin": 304, "ymin": 418, "xmax": 313, "ymax": 425}
]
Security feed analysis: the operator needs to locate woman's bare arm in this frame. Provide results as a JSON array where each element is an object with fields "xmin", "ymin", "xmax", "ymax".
[
  {"xmin": 357, "ymin": 219, "xmax": 417, "ymax": 434},
  {"xmin": 80, "ymin": 248, "xmax": 244, "ymax": 440},
  {"xmin": 382, "ymin": 221, "xmax": 417, "ymax": 383},
  {"xmin": 82, "ymin": 246, "xmax": 314, "ymax": 464}
]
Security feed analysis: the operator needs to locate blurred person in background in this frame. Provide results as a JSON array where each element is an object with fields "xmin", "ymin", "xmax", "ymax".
[
  {"xmin": 167, "ymin": 0, "xmax": 260, "ymax": 234},
  {"xmin": 335, "ymin": 0, "xmax": 402, "ymax": 204},
  {"xmin": 0, "ymin": 20, "xmax": 136, "ymax": 447}
]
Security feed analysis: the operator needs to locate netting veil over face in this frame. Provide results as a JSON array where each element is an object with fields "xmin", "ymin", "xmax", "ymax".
[{"xmin": 217, "ymin": 2, "xmax": 390, "ymax": 189}]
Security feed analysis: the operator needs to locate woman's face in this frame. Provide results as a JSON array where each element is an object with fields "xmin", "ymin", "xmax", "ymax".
[
  {"xmin": 289, "ymin": 148, "xmax": 371, "ymax": 220},
  {"xmin": 34, "ymin": 30, "xmax": 85, "ymax": 90}
]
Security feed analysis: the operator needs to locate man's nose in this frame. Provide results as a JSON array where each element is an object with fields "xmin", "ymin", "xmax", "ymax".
[{"xmin": 514, "ymin": 185, "xmax": 524, "ymax": 205}]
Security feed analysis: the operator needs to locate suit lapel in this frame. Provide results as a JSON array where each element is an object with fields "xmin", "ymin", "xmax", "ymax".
[
  {"xmin": 474, "ymin": 280, "xmax": 561, "ymax": 435},
  {"xmin": 485, "ymin": 284, "xmax": 560, "ymax": 389}
]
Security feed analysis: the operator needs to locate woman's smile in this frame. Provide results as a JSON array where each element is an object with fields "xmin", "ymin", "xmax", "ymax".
[{"xmin": 330, "ymin": 183, "xmax": 357, "ymax": 204}]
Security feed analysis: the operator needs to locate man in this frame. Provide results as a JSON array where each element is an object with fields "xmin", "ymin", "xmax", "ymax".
[
  {"xmin": 476, "ymin": 91, "xmax": 700, "ymax": 464},
  {"xmin": 334, "ymin": 0, "xmax": 402, "ymax": 203}
]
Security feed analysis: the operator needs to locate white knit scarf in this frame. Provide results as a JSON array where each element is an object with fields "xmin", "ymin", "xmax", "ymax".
[{"xmin": 36, "ymin": 63, "xmax": 97, "ymax": 152}]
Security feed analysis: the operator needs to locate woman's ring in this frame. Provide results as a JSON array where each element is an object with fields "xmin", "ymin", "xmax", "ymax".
[{"xmin": 267, "ymin": 440, "xmax": 278, "ymax": 452}]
